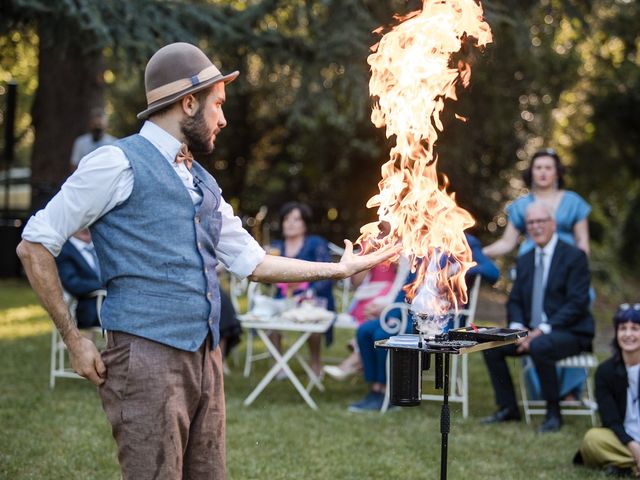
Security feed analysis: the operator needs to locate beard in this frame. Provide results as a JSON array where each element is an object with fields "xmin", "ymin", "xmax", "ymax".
[{"xmin": 180, "ymin": 106, "xmax": 214, "ymax": 154}]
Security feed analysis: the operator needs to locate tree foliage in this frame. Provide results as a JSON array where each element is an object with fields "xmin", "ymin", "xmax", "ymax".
[{"xmin": 0, "ymin": 0, "xmax": 639, "ymax": 280}]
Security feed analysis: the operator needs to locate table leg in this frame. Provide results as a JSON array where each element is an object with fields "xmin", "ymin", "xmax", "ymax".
[
  {"xmin": 295, "ymin": 354, "xmax": 325, "ymax": 393},
  {"xmin": 243, "ymin": 329, "xmax": 320, "ymax": 410}
]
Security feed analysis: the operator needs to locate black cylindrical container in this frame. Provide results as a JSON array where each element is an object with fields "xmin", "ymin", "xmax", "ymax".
[{"xmin": 389, "ymin": 348, "xmax": 422, "ymax": 406}]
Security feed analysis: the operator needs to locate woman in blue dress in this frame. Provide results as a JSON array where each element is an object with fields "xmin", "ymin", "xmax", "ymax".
[
  {"xmin": 483, "ymin": 148, "xmax": 592, "ymax": 400},
  {"xmin": 483, "ymin": 148, "xmax": 591, "ymax": 258},
  {"xmin": 271, "ymin": 202, "xmax": 335, "ymax": 377}
]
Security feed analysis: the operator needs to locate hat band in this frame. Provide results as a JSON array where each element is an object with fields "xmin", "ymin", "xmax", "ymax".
[{"xmin": 146, "ymin": 65, "xmax": 221, "ymax": 105}]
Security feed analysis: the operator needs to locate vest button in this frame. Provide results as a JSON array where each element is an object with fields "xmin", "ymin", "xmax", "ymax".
[
  {"xmin": 204, "ymin": 267, "xmax": 209, "ymax": 273},
  {"xmin": 195, "ymin": 217, "xmax": 200, "ymax": 224},
  {"xmin": 207, "ymin": 292, "xmax": 212, "ymax": 300}
]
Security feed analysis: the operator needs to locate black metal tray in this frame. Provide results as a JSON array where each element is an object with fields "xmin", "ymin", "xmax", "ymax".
[{"xmin": 447, "ymin": 326, "xmax": 527, "ymax": 342}]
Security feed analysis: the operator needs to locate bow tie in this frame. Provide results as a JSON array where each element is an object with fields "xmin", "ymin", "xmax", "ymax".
[{"xmin": 175, "ymin": 143, "xmax": 194, "ymax": 170}]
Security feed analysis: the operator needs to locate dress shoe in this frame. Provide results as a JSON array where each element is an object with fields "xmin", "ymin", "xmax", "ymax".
[
  {"xmin": 348, "ymin": 391, "xmax": 385, "ymax": 412},
  {"xmin": 480, "ymin": 407, "xmax": 521, "ymax": 424},
  {"xmin": 537, "ymin": 414, "xmax": 562, "ymax": 433},
  {"xmin": 604, "ymin": 465, "xmax": 635, "ymax": 477}
]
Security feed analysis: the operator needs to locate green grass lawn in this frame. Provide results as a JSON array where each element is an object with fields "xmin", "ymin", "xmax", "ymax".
[{"xmin": 0, "ymin": 279, "xmax": 609, "ymax": 479}]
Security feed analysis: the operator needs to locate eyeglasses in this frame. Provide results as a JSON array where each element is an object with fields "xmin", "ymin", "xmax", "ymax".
[
  {"xmin": 525, "ymin": 217, "xmax": 552, "ymax": 227},
  {"xmin": 619, "ymin": 303, "xmax": 640, "ymax": 311}
]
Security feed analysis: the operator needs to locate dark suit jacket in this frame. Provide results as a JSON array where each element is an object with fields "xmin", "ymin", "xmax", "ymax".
[
  {"xmin": 56, "ymin": 241, "xmax": 103, "ymax": 329},
  {"xmin": 595, "ymin": 356, "xmax": 633, "ymax": 445},
  {"xmin": 507, "ymin": 239, "xmax": 594, "ymax": 339}
]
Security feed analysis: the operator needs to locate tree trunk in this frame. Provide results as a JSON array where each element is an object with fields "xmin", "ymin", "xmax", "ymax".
[{"xmin": 29, "ymin": 26, "xmax": 105, "ymax": 213}]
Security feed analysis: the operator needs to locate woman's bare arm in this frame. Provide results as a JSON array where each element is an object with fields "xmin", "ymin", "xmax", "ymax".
[
  {"xmin": 482, "ymin": 222, "xmax": 520, "ymax": 258},
  {"xmin": 573, "ymin": 218, "xmax": 590, "ymax": 256}
]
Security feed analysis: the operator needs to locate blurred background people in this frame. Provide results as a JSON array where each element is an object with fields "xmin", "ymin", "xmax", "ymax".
[
  {"xmin": 575, "ymin": 304, "xmax": 640, "ymax": 477},
  {"xmin": 483, "ymin": 147, "xmax": 591, "ymax": 258},
  {"xmin": 218, "ymin": 284, "xmax": 242, "ymax": 370},
  {"xmin": 483, "ymin": 148, "xmax": 592, "ymax": 402},
  {"xmin": 69, "ymin": 107, "xmax": 116, "ymax": 171},
  {"xmin": 324, "ymin": 221, "xmax": 410, "ymax": 381},
  {"xmin": 55, "ymin": 228, "xmax": 103, "ymax": 330},
  {"xmin": 482, "ymin": 202, "xmax": 594, "ymax": 433},
  {"xmin": 270, "ymin": 201, "xmax": 335, "ymax": 377}
]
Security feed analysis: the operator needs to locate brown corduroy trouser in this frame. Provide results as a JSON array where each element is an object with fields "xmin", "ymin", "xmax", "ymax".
[{"xmin": 98, "ymin": 331, "xmax": 225, "ymax": 480}]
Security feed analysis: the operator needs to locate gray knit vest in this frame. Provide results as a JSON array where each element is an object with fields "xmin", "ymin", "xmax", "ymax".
[{"xmin": 90, "ymin": 134, "xmax": 222, "ymax": 351}]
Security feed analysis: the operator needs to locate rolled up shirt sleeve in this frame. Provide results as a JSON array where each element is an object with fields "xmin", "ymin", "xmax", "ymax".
[
  {"xmin": 21, "ymin": 145, "xmax": 133, "ymax": 257},
  {"xmin": 214, "ymin": 196, "xmax": 265, "ymax": 278}
]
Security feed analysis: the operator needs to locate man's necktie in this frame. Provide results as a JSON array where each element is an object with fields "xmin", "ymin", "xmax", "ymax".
[
  {"xmin": 530, "ymin": 251, "xmax": 545, "ymax": 329},
  {"xmin": 175, "ymin": 143, "xmax": 193, "ymax": 170},
  {"xmin": 85, "ymin": 244, "xmax": 101, "ymax": 278}
]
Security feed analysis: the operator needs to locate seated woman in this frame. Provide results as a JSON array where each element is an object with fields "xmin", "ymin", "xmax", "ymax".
[
  {"xmin": 323, "ymin": 233, "xmax": 410, "ymax": 381},
  {"xmin": 574, "ymin": 304, "xmax": 640, "ymax": 477},
  {"xmin": 270, "ymin": 202, "xmax": 335, "ymax": 377},
  {"xmin": 348, "ymin": 233, "xmax": 499, "ymax": 412}
]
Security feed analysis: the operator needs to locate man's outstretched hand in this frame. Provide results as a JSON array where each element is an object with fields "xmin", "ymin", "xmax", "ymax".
[{"xmin": 337, "ymin": 239, "xmax": 401, "ymax": 279}]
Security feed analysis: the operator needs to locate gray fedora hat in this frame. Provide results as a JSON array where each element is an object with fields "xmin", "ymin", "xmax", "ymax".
[{"xmin": 137, "ymin": 42, "xmax": 239, "ymax": 120}]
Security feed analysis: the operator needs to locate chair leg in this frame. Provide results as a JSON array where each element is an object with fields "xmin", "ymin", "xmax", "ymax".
[
  {"xmin": 519, "ymin": 358, "xmax": 533, "ymax": 424},
  {"xmin": 50, "ymin": 329, "xmax": 56, "ymax": 389},
  {"xmin": 586, "ymin": 373, "xmax": 597, "ymax": 427},
  {"xmin": 243, "ymin": 328, "xmax": 254, "ymax": 377},
  {"xmin": 381, "ymin": 352, "xmax": 390, "ymax": 414},
  {"xmin": 461, "ymin": 353, "xmax": 469, "ymax": 419}
]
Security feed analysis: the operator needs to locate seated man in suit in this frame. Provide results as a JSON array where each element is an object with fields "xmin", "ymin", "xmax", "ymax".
[
  {"xmin": 55, "ymin": 229, "xmax": 104, "ymax": 329},
  {"xmin": 482, "ymin": 202, "xmax": 595, "ymax": 433}
]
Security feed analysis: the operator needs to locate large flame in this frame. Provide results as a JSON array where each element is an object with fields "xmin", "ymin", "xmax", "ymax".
[{"xmin": 358, "ymin": 0, "xmax": 492, "ymax": 321}]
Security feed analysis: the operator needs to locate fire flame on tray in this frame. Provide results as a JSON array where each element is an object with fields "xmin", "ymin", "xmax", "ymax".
[{"xmin": 357, "ymin": 0, "xmax": 492, "ymax": 334}]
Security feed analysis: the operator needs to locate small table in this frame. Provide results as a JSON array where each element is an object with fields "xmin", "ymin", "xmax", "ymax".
[{"xmin": 240, "ymin": 315, "xmax": 334, "ymax": 410}]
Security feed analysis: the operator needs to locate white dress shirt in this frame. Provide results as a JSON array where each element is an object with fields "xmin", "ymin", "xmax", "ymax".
[
  {"xmin": 509, "ymin": 233, "xmax": 558, "ymax": 334},
  {"xmin": 23, "ymin": 121, "xmax": 265, "ymax": 278},
  {"xmin": 67, "ymin": 236, "xmax": 98, "ymax": 272}
]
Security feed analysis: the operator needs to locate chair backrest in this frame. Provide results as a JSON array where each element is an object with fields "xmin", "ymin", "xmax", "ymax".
[
  {"xmin": 448, "ymin": 275, "xmax": 482, "ymax": 330},
  {"xmin": 378, "ymin": 301, "xmax": 411, "ymax": 335},
  {"xmin": 376, "ymin": 275, "xmax": 482, "ymax": 335}
]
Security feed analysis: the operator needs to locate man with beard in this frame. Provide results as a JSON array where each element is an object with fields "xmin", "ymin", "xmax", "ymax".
[
  {"xmin": 69, "ymin": 107, "xmax": 116, "ymax": 171},
  {"xmin": 17, "ymin": 42, "xmax": 397, "ymax": 480}
]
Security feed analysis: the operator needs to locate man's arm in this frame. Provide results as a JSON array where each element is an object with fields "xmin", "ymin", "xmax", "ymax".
[
  {"xmin": 16, "ymin": 240, "xmax": 106, "ymax": 385},
  {"xmin": 249, "ymin": 240, "xmax": 399, "ymax": 284}
]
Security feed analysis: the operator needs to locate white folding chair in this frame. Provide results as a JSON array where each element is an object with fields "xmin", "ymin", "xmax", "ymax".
[
  {"xmin": 381, "ymin": 276, "xmax": 482, "ymax": 417},
  {"xmin": 50, "ymin": 289, "xmax": 106, "ymax": 389},
  {"xmin": 519, "ymin": 352, "xmax": 599, "ymax": 426},
  {"xmin": 229, "ymin": 275, "xmax": 276, "ymax": 377}
]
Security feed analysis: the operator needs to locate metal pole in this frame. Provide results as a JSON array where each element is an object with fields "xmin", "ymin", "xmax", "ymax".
[
  {"xmin": 440, "ymin": 353, "xmax": 451, "ymax": 480},
  {"xmin": 3, "ymin": 80, "xmax": 17, "ymax": 218}
]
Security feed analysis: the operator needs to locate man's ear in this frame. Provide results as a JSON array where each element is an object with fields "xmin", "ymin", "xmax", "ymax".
[{"xmin": 180, "ymin": 94, "xmax": 198, "ymax": 117}]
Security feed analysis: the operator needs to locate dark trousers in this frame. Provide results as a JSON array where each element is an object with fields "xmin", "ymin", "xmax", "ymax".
[{"xmin": 483, "ymin": 331, "xmax": 589, "ymax": 412}]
